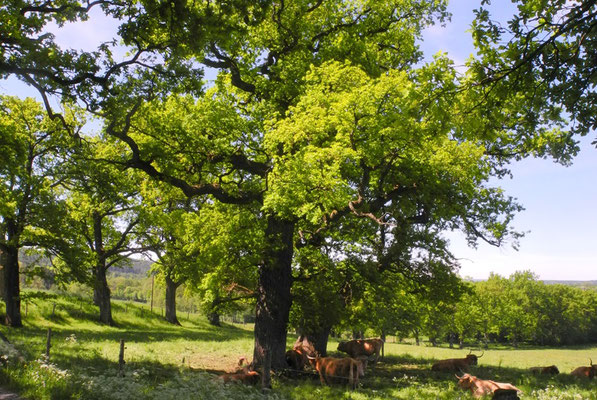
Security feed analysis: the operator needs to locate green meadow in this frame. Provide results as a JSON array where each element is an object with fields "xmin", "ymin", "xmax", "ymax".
[{"xmin": 1, "ymin": 293, "xmax": 596, "ymax": 399}]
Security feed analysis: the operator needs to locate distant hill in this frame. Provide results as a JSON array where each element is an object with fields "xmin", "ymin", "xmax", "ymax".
[
  {"xmin": 19, "ymin": 250, "xmax": 153, "ymax": 277},
  {"xmin": 465, "ymin": 277, "xmax": 597, "ymax": 288},
  {"xmin": 543, "ymin": 280, "xmax": 597, "ymax": 287},
  {"xmin": 110, "ymin": 258, "xmax": 153, "ymax": 276}
]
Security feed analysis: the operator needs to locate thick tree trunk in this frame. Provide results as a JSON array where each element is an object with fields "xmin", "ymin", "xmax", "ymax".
[
  {"xmin": 1, "ymin": 245, "xmax": 22, "ymax": 327},
  {"xmin": 93, "ymin": 264, "xmax": 113, "ymax": 325},
  {"xmin": 252, "ymin": 216, "xmax": 294, "ymax": 370},
  {"xmin": 92, "ymin": 212, "xmax": 113, "ymax": 325},
  {"xmin": 207, "ymin": 311, "xmax": 221, "ymax": 326},
  {"xmin": 164, "ymin": 275, "xmax": 180, "ymax": 325},
  {"xmin": 207, "ymin": 298, "xmax": 221, "ymax": 326},
  {"xmin": 298, "ymin": 327, "xmax": 331, "ymax": 356}
]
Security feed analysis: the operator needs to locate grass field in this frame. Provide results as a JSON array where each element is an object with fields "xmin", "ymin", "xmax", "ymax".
[{"xmin": 1, "ymin": 293, "xmax": 597, "ymax": 399}]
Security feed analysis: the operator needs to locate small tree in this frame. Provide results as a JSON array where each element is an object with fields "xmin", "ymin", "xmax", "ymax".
[
  {"xmin": 57, "ymin": 138, "xmax": 146, "ymax": 325},
  {"xmin": 0, "ymin": 96, "xmax": 75, "ymax": 327}
]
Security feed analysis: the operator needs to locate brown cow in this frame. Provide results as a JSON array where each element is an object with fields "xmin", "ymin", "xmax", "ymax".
[
  {"xmin": 219, "ymin": 357, "xmax": 260, "ymax": 385},
  {"xmin": 286, "ymin": 347, "xmax": 309, "ymax": 370},
  {"xmin": 529, "ymin": 365, "xmax": 559, "ymax": 375},
  {"xmin": 571, "ymin": 358, "xmax": 597, "ymax": 378},
  {"xmin": 220, "ymin": 370, "xmax": 260, "ymax": 385},
  {"xmin": 337, "ymin": 338, "xmax": 384, "ymax": 363},
  {"xmin": 431, "ymin": 351, "xmax": 483, "ymax": 372},
  {"xmin": 456, "ymin": 373, "xmax": 521, "ymax": 398},
  {"xmin": 286, "ymin": 336, "xmax": 316, "ymax": 370},
  {"xmin": 307, "ymin": 355, "xmax": 360, "ymax": 389}
]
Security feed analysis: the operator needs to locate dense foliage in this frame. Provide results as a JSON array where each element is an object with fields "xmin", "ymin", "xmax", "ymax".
[
  {"xmin": 1, "ymin": 0, "xmax": 596, "ymax": 373},
  {"xmin": 446, "ymin": 272, "xmax": 597, "ymax": 347}
]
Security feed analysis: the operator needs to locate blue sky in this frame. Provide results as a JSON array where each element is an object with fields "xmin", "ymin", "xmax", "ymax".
[
  {"xmin": 2, "ymin": 1, "xmax": 595, "ymax": 280},
  {"xmin": 421, "ymin": 1, "xmax": 597, "ymax": 280}
]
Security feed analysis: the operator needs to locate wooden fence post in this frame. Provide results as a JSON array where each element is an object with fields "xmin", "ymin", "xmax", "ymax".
[
  {"xmin": 118, "ymin": 339, "xmax": 126, "ymax": 377},
  {"xmin": 45, "ymin": 328, "xmax": 52, "ymax": 359},
  {"xmin": 150, "ymin": 275, "xmax": 154, "ymax": 313}
]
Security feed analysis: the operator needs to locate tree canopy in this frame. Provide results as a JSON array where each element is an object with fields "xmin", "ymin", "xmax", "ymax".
[{"xmin": 1, "ymin": 0, "xmax": 594, "ymax": 367}]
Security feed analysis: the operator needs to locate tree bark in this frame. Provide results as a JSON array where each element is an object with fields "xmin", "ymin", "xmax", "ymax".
[
  {"xmin": 1, "ymin": 244, "xmax": 22, "ymax": 327},
  {"xmin": 92, "ymin": 212, "xmax": 113, "ymax": 325},
  {"xmin": 301, "ymin": 327, "xmax": 331, "ymax": 357},
  {"xmin": 164, "ymin": 275, "xmax": 180, "ymax": 325},
  {"xmin": 207, "ymin": 297, "xmax": 221, "ymax": 326},
  {"xmin": 207, "ymin": 311, "xmax": 221, "ymax": 326},
  {"xmin": 93, "ymin": 264, "xmax": 113, "ymax": 325},
  {"xmin": 252, "ymin": 216, "xmax": 294, "ymax": 370}
]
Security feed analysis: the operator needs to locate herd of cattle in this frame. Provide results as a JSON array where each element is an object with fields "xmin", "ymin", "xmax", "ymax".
[{"xmin": 219, "ymin": 338, "xmax": 597, "ymax": 398}]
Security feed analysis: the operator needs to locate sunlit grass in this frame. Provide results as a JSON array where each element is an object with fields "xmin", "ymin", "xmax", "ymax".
[{"xmin": 2, "ymin": 292, "xmax": 597, "ymax": 399}]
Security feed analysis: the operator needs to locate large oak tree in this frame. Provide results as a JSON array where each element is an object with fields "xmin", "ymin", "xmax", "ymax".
[{"xmin": 2, "ymin": 0, "xmax": 586, "ymax": 369}]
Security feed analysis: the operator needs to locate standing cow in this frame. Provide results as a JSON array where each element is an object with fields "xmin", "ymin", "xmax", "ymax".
[
  {"xmin": 307, "ymin": 355, "xmax": 361, "ymax": 389},
  {"xmin": 571, "ymin": 358, "xmax": 597, "ymax": 379},
  {"xmin": 431, "ymin": 350, "xmax": 483, "ymax": 372},
  {"xmin": 337, "ymin": 338, "xmax": 384, "ymax": 363}
]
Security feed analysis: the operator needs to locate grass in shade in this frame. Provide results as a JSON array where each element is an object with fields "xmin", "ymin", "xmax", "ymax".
[{"xmin": 1, "ymin": 292, "xmax": 597, "ymax": 399}]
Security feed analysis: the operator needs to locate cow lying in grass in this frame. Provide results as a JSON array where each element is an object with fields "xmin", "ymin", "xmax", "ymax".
[
  {"xmin": 456, "ymin": 373, "xmax": 521, "ymax": 398},
  {"xmin": 529, "ymin": 365, "xmax": 559, "ymax": 375},
  {"xmin": 219, "ymin": 357, "xmax": 260, "ymax": 385},
  {"xmin": 431, "ymin": 351, "xmax": 483, "ymax": 372},
  {"xmin": 307, "ymin": 355, "xmax": 362, "ymax": 389},
  {"xmin": 571, "ymin": 358, "xmax": 597, "ymax": 379}
]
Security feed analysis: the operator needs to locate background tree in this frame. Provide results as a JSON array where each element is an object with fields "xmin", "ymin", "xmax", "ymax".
[
  {"xmin": 137, "ymin": 185, "xmax": 203, "ymax": 325},
  {"xmin": 288, "ymin": 247, "xmax": 346, "ymax": 355},
  {"xmin": 452, "ymin": 284, "xmax": 482, "ymax": 348},
  {"xmin": 0, "ymin": 96, "xmax": 75, "ymax": 326},
  {"xmin": 187, "ymin": 202, "xmax": 262, "ymax": 327},
  {"xmin": 58, "ymin": 138, "xmax": 146, "ymax": 325}
]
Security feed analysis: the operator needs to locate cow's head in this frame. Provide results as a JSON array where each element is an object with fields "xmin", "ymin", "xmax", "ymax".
[
  {"xmin": 465, "ymin": 350, "xmax": 483, "ymax": 365},
  {"xmin": 590, "ymin": 358, "xmax": 597, "ymax": 377},
  {"xmin": 337, "ymin": 341, "xmax": 348, "ymax": 352},
  {"xmin": 455, "ymin": 373, "xmax": 475, "ymax": 390},
  {"xmin": 306, "ymin": 353, "xmax": 321, "ymax": 368},
  {"xmin": 546, "ymin": 365, "xmax": 560, "ymax": 374}
]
